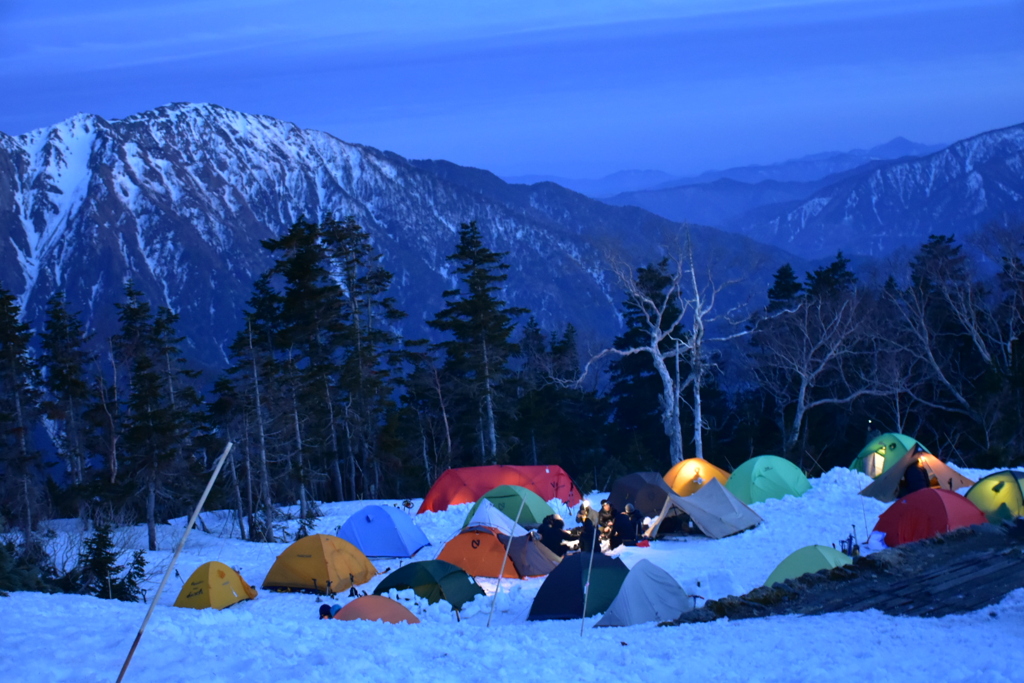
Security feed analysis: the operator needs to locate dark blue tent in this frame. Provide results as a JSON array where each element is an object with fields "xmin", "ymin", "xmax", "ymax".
[{"xmin": 527, "ymin": 552, "xmax": 629, "ymax": 621}]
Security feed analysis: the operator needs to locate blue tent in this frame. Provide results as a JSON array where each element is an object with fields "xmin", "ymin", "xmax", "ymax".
[{"xmin": 338, "ymin": 505, "xmax": 431, "ymax": 558}]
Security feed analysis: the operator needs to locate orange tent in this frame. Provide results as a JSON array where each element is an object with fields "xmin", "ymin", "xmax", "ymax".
[
  {"xmin": 663, "ymin": 458, "xmax": 731, "ymax": 497},
  {"xmin": 437, "ymin": 527, "xmax": 522, "ymax": 579},
  {"xmin": 418, "ymin": 465, "xmax": 580, "ymax": 513},
  {"xmin": 334, "ymin": 595, "xmax": 420, "ymax": 624}
]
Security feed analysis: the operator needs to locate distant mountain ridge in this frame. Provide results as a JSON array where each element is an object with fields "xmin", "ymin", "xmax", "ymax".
[{"xmin": 0, "ymin": 103, "xmax": 798, "ymax": 371}]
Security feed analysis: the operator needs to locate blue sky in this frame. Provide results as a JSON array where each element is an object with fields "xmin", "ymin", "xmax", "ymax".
[{"xmin": 1, "ymin": 0, "xmax": 1022, "ymax": 177}]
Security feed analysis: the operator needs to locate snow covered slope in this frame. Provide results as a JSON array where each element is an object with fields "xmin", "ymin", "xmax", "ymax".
[
  {"xmin": 0, "ymin": 103, "xmax": 794, "ymax": 368},
  {"xmin": 3, "ymin": 467, "xmax": 1023, "ymax": 682}
]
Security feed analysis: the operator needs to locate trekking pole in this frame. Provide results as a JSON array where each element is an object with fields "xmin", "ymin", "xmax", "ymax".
[
  {"xmin": 579, "ymin": 522, "xmax": 599, "ymax": 636},
  {"xmin": 487, "ymin": 497, "xmax": 527, "ymax": 627},
  {"xmin": 115, "ymin": 442, "xmax": 234, "ymax": 683}
]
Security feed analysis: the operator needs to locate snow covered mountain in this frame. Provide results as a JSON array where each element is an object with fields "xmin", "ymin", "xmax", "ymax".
[
  {"xmin": 0, "ymin": 103, "xmax": 793, "ymax": 369},
  {"xmin": 727, "ymin": 123, "xmax": 1024, "ymax": 259}
]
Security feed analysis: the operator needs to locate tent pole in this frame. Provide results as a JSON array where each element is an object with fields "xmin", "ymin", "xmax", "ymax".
[
  {"xmin": 579, "ymin": 521, "xmax": 599, "ymax": 636},
  {"xmin": 115, "ymin": 442, "xmax": 234, "ymax": 683},
  {"xmin": 487, "ymin": 497, "xmax": 527, "ymax": 627}
]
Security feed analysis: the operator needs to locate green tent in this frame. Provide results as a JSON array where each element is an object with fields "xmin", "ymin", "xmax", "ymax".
[
  {"xmin": 463, "ymin": 485, "xmax": 555, "ymax": 528},
  {"xmin": 373, "ymin": 560, "xmax": 484, "ymax": 610},
  {"xmin": 965, "ymin": 471, "xmax": 1024, "ymax": 524},
  {"xmin": 725, "ymin": 455, "xmax": 810, "ymax": 504},
  {"xmin": 764, "ymin": 545, "xmax": 853, "ymax": 586},
  {"xmin": 850, "ymin": 433, "xmax": 925, "ymax": 478}
]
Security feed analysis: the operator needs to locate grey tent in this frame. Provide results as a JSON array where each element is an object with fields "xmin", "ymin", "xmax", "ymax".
[
  {"xmin": 595, "ymin": 559, "xmax": 692, "ymax": 627},
  {"xmin": 507, "ymin": 533, "xmax": 561, "ymax": 577},
  {"xmin": 860, "ymin": 447, "xmax": 975, "ymax": 503},
  {"xmin": 646, "ymin": 479, "xmax": 762, "ymax": 539},
  {"xmin": 464, "ymin": 499, "xmax": 529, "ymax": 536}
]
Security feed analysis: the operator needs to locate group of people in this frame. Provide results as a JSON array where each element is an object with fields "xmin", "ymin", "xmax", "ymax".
[{"xmin": 535, "ymin": 499, "xmax": 646, "ymax": 556}]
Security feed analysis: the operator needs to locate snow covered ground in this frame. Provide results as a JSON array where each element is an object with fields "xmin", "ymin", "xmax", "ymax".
[{"xmin": 3, "ymin": 467, "xmax": 1023, "ymax": 682}]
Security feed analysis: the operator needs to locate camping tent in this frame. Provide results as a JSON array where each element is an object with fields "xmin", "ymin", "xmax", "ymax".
[
  {"xmin": 851, "ymin": 433, "xmax": 926, "ymax": 478},
  {"xmin": 965, "ymin": 471, "xmax": 1024, "ymax": 524},
  {"xmin": 506, "ymin": 533, "xmax": 561, "ymax": 577},
  {"xmin": 262, "ymin": 534, "xmax": 376, "ymax": 593},
  {"xmin": 595, "ymin": 559, "xmax": 692, "ymax": 627},
  {"xmin": 663, "ymin": 458, "xmax": 731, "ymax": 497},
  {"xmin": 463, "ymin": 485, "xmax": 554, "ymax": 528},
  {"xmin": 338, "ymin": 505, "xmax": 430, "ymax": 558},
  {"xmin": 860, "ymin": 450, "xmax": 975, "ymax": 503},
  {"xmin": 174, "ymin": 561, "xmax": 257, "ymax": 610},
  {"xmin": 527, "ymin": 552, "xmax": 630, "ymax": 621},
  {"xmin": 873, "ymin": 488, "xmax": 987, "ymax": 547},
  {"xmin": 373, "ymin": 560, "xmax": 484, "ymax": 610},
  {"xmin": 463, "ymin": 499, "xmax": 529, "ymax": 537},
  {"xmin": 764, "ymin": 545, "xmax": 853, "ymax": 587},
  {"xmin": 726, "ymin": 455, "xmax": 810, "ymax": 504},
  {"xmin": 438, "ymin": 527, "xmax": 522, "ymax": 579},
  {"xmin": 608, "ymin": 472, "xmax": 681, "ymax": 518},
  {"xmin": 333, "ymin": 595, "xmax": 420, "ymax": 624},
  {"xmin": 418, "ymin": 465, "xmax": 580, "ymax": 513},
  {"xmin": 662, "ymin": 479, "xmax": 763, "ymax": 539}
]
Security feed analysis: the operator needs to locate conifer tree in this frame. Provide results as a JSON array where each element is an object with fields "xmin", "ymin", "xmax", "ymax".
[{"xmin": 428, "ymin": 221, "xmax": 526, "ymax": 464}]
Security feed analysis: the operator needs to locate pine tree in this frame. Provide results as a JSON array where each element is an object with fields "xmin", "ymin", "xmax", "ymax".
[
  {"xmin": 767, "ymin": 264, "xmax": 803, "ymax": 312},
  {"xmin": 428, "ymin": 221, "xmax": 526, "ymax": 465}
]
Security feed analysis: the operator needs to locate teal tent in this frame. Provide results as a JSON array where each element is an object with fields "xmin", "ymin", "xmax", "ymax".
[
  {"xmin": 463, "ymin": 485, "xmax": 555, "ymax": 528},
  {"xmin": 726, "ymin": 455, "xmax": 810, "ymax": 504}
]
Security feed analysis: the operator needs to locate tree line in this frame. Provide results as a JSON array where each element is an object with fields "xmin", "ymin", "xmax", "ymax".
[{"xmin": 1, "ymin": 217, "xmax": 1021, "ymax": 560}]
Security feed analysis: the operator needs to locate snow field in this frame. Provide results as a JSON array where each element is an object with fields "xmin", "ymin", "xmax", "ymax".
[{"xmin": 2, "ymin": 467, "xmax": 1023, "ymax": 682}]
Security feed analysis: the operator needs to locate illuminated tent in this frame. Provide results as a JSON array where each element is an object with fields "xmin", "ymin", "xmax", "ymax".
[
  {"xmin": 726, "ymin": 455, "xmax": 810, "ymax": 504},
  {"xmin": 527, "ymin": 552, "xmax": 629, "ymax": 621},
  {"xmin": 373, "ymin": 560, "xmax": 484, "ymax": 611},
  {"xmin": 262, "ymin": 534, "xmax": 376, "ymax": 593},
  {"xmin": 333, "ymin": 595, "xmax": 420, "ymax": 624},
  {"xmin": 174, "ymin": 561, "xmax": 257, "ymax": 610},
  {"xmin": 764, "ymin": 545, "xmax": 853, "ymax": 587},
  {"xmin": 860, "ymin": 449, "xmax": 975, "ymax": 503},
  {"xmin": 338, "ymin": 504, "xmax": 430, "ymax": 558},
  {"xmin": 663, "ymin": 458, "xmax": 731, "ymax": 497},
  {"xmin": 462, "ymin": 485, "xmax": 554, "ymax": 528},
  {"xmin": 873, "ymin": 489, "xmax": 986, "ymax": 547},
  {"xmin": 965, "ymin": 471, "xmax": 1024, "ymax": 524},
  {"xmin": 418, "ymin": 465, "xmax": 581, "ymax": 513},
  {"xmin": 595, "ymin": 559, "xmax": 692, "ymax": 627},
  {"xmin": 851, "ymin": 433, "xmax": 926, "ymax": 478}
]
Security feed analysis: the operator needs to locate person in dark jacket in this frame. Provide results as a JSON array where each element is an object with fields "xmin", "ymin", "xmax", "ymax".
[
  {"xmin": 610, "ymin": 504, "xmax": 643, "ymax": 550},
  {"xmin": 538, "ymin": 514, "xmax": 573, "ymax": 557},
  {"xmin": 899, "ymin": 459, "xmax": 930, "ymax": 498},
  {"xmin": 598, "ymin": 500, "xmax": 617, "ymax": 541},
  {"xmin": 578, "ymin": 513, "xmax": 602, "ymax": 553}
]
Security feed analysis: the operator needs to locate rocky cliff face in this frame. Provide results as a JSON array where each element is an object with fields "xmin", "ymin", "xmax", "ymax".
[{"xmin": 0, "ymin": 103, "xmax": 794, "ymax": 370}]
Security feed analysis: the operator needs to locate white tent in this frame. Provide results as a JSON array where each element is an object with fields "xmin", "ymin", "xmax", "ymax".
[
  {"xmin": 596, "ymin": 559, "xmax": 692, "ymax": 627},
  {"xmin": 645, "ymin": 479, "xmax": 762, "ymax": 540},
  {"xmin": 463, "ymin": 498, "xmax": 529, "ymax": 536}
]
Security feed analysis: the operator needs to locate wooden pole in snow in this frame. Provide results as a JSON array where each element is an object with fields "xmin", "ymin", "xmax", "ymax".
[
  {"xmin": 115, "ymin": 442, "xmax": 234, "ymax": 683},
  {"xmin": 487, "ymin": 497, "xmax": 527, "ymax": 627}
]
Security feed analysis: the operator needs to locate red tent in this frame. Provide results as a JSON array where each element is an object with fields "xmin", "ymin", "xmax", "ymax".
[
  {"xmin": 418, "ymin": 465, "xmax": 580, "ymax": 513},
  {"xmin": 873, "ymin": 488, "xmax": 986, "ymax": 547}
]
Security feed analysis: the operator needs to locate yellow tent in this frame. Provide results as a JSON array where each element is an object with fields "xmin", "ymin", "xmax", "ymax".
[
  {"xmin": 966, "ymin": 471, "xmax": 1024, "ymax": 524},
  {"xmin": 174, "ymin": 561, "xmax": 258, "ymax": 610},
  {"xmin": 664, "ymin": 458, "xmax": 731, "ymax": 497},
  {"xmin": 263, "ymin": 534, "xmax": 377, "ymax": 593}
]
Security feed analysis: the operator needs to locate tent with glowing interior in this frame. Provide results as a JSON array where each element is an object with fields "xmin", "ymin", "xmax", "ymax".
[
  {"xmin": 337, "ymin": 504, "xmax": 430, "ymax": 558},
  {"xmin": 663, "ymin": 458, "xmax": 731, "ymax": 497},
  {"xmin": 763, "ymin": 545, "xmax": 853, "ymax": 587},
  {"xmin": 725, "ymin": 455, "xmax": 810, "ymax": 504},
  {"xmin": 860, "ymin": 448, "xmax": 974, "ymax": 503},
  {"xmin": 418, "ymin": 465, "xmax": 580, "ymax": 513},
  {"xmin": 174, "ymin": 561, "xmax": 258, "ymax": 610},
  {"xmin": 851, "ymin": 433, "xmax": 927, "ymax": 478},
  {"xmin": 262, "ymin": 534, "xmax": 376, "ymax": 593},
  {"xmin": 965, "ymin": 471, "xmax": 1024, "ymax": 524},
  {"xmin": 872, "ymin": 488, "xmax": 987, "ymax": 547}
]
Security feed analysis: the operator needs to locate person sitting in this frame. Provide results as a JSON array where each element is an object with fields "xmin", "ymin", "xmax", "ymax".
[
  {"xmin": 578, "ymin": 511, "xmax": 602, "ymax": 553},
  {"xmin": 610, "ymin": 503, "xmax": 643, "ymax": 550},
  {"xmin": 598, "ymin": 500, "xmax": 617, "ymax": 541},
  {"xmin": 899, "ymin": 458, "xmax": 930, "ymax": 498},
  {"xmin": 537, "ymin": 514, "xmax": 573, "ymax": 557}
]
